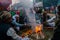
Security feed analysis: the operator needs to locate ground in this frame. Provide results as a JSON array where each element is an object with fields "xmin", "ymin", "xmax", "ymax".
[{"xmin": 19, "ymin": 27, "xmax": 53, "ymax": 40}]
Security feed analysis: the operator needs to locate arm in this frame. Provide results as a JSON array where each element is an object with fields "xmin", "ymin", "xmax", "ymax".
[
  {"xmin": 12, "ymin": 20, "xmax": 24, "ymax": 26},
  {"xmin": 7, "ymin": 27, "xmax": 21, "ymax": 40},
  {"xmin": 47, "ymin": 16, "xmax": 56, "ymax": 23},
  {"xmin": 12, "ymin": 15, "xmax": 24, "ymax": 26}
]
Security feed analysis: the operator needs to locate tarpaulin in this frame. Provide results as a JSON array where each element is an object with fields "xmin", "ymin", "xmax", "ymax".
[{"xmin": 0, "ymin": 0, "xmax": 12, "ymax": 8}]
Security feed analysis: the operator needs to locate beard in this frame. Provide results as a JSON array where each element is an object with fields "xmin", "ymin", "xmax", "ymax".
[{"xmin": 36, "ymin": 9, "xmax": 42, "ymax": 13}]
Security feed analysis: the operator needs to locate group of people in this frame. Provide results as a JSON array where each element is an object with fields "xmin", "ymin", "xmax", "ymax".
[
  {"xmin": 0, "ymin": 11, "xmax": 30, "ymax": 40},
  {"xmin": 34, "ymin": 6, "xmax": 56, "ymax": 28},
  {"xmin": 33, "ymin": 4, "xmax": 60, "ymax": 40},
  {"xmin": 0, "ymin": 11, "xmax": 21, "ymax": 40},
  {"xmin": 0, "ymin": 4, "xmax": 60, "ymax": 40}
]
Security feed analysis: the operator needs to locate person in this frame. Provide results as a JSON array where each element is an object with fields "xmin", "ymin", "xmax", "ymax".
[
  {"xmin": 43, "ymin": 10, "xmax": 48, "ymax": 27},
  {"xmin": 12, "ymin": 14, "xmax": 25, "ymax": 31},
  {"xmin": 34, "ymin": 7, "xmax": 43, "ymax": 24},
  {"xmin": 47, "ymin": 16, "xmax": 56, "ymax": 27},
  {"xmin": 51, "ymin": 5, "xmax": 60, "ymax": 40},
  {"xmin": 43, "ymin": 9, "xmax": 56, "ymax": 27},
  {"xmin": 0, "ymin": 11, "xmax": 21, "ymax": 40},
  {"xmin": 34, "ymin": 6, "xmax": 45, "ymax": 39},
  {"xmin": 12, "ymin": 14, "xmax": 24, "ymax": 26}
]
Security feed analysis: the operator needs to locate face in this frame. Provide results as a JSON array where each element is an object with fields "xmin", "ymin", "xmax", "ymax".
[
  {"xmin": 6, "ymin": 14, "xmax": 12, "ymax": 23},
  {"xmin": 34, "ymin": 7, "xmax": 38, "ymax": 12},
  {"xmin": 15, "ymin": 16, "xmax": 19, "ymax": 21}
]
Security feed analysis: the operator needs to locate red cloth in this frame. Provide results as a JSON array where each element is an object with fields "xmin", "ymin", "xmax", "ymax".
[{"xmin": 16, "ymin": 11, "xmax": 20, "ymax": 15}]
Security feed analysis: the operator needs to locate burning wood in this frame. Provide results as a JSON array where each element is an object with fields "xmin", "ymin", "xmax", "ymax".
[
  {"xmin": 35, "ymin": 24, "xmax": 45, "ymax": 39},
  {"xmin": 35, "ymin": 24, "xmax": 43, "ymax": 33}
]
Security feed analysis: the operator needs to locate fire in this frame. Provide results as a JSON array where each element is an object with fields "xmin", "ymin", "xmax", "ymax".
[
  {"xmin": 35, "ymin": 24, "xmax": 43, "ymax": 33},
  {"xmin": 35, "ymin": 24, "xmax": 45, "ymax": 39}
]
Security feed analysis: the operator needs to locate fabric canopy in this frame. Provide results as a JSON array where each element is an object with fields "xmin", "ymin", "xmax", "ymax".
[{"xmin": 0, "ymin": 0, "xmax": 12, "ymax": 8}]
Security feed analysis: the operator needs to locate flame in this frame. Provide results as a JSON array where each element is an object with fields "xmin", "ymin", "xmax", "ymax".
[
  {"xmin": 35, "ymin": 24, "xmax": 43, "ymax": 33},
  {"xmin": 35, "ymin": 24, "xmax": 45, "ymax": 39}
]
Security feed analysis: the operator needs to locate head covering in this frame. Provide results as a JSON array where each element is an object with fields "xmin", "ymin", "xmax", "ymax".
[
  {"xmin": 12, "ymin": 14, "xmax": 19, "ymax": 20},
  {"xmin": 0, "ymin": 11, "xmax": 11, "ymax": 20},
  {"xmin": 16, "ymin": 11, "xmax": 20, "ymax": 15}
]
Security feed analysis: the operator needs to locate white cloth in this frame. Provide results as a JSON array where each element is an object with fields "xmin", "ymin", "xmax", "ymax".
[
  {"xmin": 47, "ymin": 16, "xmax": 56, "ymax": 23},
  {"xmin": 12, "ymin": 14, "xmax": 24, "ymax": 26},
  {"xmin": 12, "ymin": 14, "xmax": 19, "ymax": 22},
  {"xmin": 21, "ymin": 36, "xmax": 30, "ymax": 40},
  {"xmin": 48, "ymin": 22, "xmax": 55, "ymax": 27},
  {"xmin": 47, "ymin": 16, "xmax": 56, "ymax": 27},
  {"xmin": 7, "ymin": 27, "xmax": 21, "ymax": 40}
]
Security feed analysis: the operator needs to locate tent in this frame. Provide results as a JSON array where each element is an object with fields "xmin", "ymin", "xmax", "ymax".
[{"xmin": 0, "ymin": 0, "xmax": 12, "ymax": 10}]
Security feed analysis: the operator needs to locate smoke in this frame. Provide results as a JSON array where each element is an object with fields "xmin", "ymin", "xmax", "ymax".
[{"xmin": 12, "ymin": 0, "xmax": 33, "ymax": 8}]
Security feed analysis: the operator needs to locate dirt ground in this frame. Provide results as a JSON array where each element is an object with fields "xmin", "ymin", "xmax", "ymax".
[{"xmin": 19, "ymin": 28, "xmax": 54, "ymax": 40}]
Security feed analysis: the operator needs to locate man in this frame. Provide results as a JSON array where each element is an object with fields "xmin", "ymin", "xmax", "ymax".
[
  {"xmin": 51, "ymin": 5, "xmax": 60, "ymax": 40},
  {"xmin": 34, "ymin": 5, "xmax": 45, "ymax": 39},
  {"xmin": 34, "ymin": 7, "xmax": 43, "ymax": 24},
  {"xmin": 12, "ymin": 14, "xmax": 26, "ymax": 31},
  {"xmin": 43, "ymin": 8, "xmax": 56, "ymax": 27},
  {"xmin": 47, "ymin": 16, "xmax": 56, "ymax": 27},
  {"xmin": 0, "ymin": 11, "xmax": 21, "ymax": 40},
  {"xmin": 12, "ymin": 14, "xmax": 24, "ymax": 26}
]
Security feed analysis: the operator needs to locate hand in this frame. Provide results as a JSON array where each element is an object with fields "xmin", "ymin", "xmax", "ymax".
[{"xmin": 24, "ymin": 24, "xmax": 30, "ymax": 26}]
